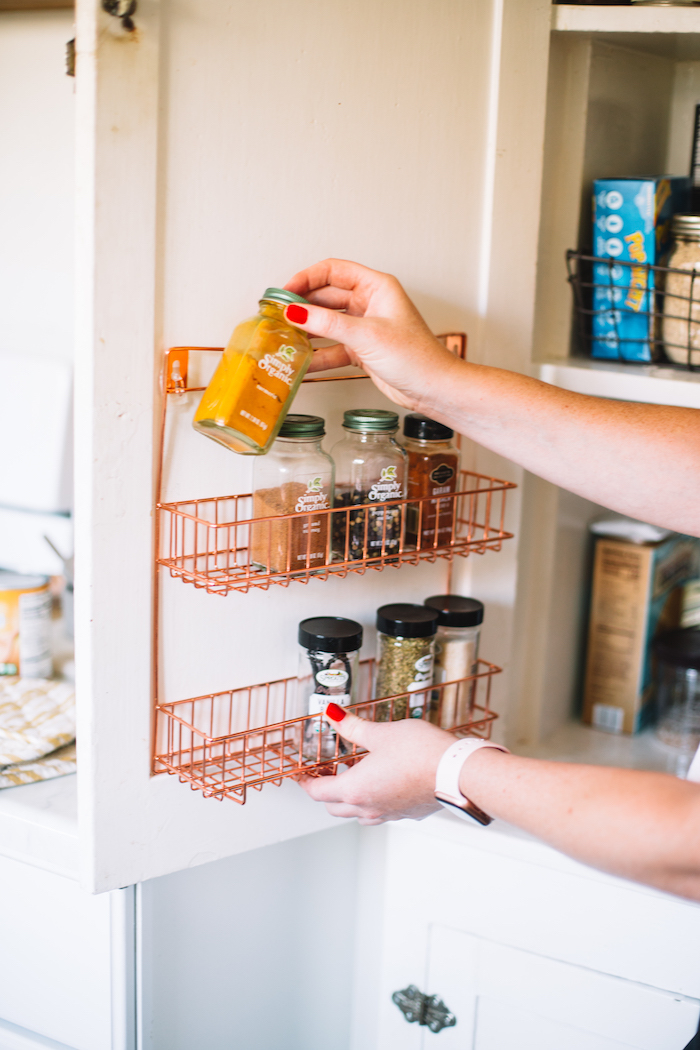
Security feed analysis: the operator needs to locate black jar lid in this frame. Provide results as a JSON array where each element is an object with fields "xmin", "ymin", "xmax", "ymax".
[
  {"xmin": 299, "ymin": 616, "xmax": 363, "ymax": 653},
  {"xmin": 376, "ymin": 603, "xmax": 439, "ymax": 638},
  {"xmin": 278, "ymin": 414, "xmax": 325, "ymax": 438},
  {"xmin": 424, "ymin": 595, "xmax": 484, "ymax": 628},
  {"xmin": 652, "ymin": 628, "xmax": 700, "ymax": 670},
  {"xmin": 403, "ymin": 414, "xmax": 454, "ymax": 441},
  {"xmin": 260, "ymin": 287, "xmax": 310, "ymax": 307},
  {"xmin": 343, "ymin": 409, "xmax": 399, "ymax": 432}
]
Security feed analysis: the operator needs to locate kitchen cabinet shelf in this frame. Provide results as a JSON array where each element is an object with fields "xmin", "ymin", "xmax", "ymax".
[
  {"xmin": 552, "ymin": 4, "xmax": 700, "ymax": 38},
  {"xmin": 154, "ymin": 658, "xmax": 500, "ymax": 803},
  {"xmin": 538, "ymin": 357, "xmax": 700, "ymax": 407}
]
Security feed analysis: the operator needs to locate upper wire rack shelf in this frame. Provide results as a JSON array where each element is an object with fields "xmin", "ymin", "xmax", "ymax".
[
  {"xmin": 567, "ymin": 249, "xmax": 700, "ymax": 367},
  {"xmin": 156, "ymin": 342, "xmax": 515, "ymax": 595},
  {"xmin": 154, "ymin": 657, "xmax": 501, "ymax": 803}
]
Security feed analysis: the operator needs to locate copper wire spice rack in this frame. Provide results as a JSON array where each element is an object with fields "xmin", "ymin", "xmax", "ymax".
[
  {"xmin": 156, "ymin": 344, "xmax": 515, "ymax": 596},
  {"xmin": 152, "ymin": 337, "xmax": 511, "ymax": 798},
  {"xmin": 154, "ymin": 657, "xmax": 501, "ymax": 803}
]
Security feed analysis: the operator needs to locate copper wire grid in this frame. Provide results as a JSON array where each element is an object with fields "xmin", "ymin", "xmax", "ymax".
[
  {"xmin": 156, "ymin": 343, "xmax": 514, "ymax": 595},
  {"xmin": 154, "ymin": 658, "xmax": 501, "ymax": 803}
]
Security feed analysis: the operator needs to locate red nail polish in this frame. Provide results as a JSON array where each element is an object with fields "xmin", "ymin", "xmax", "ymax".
[
  {"xmin": 326, "ymin": 702, "xmax": 347, "ymax": 722},
  {"xmin": 286, "ymin": 304, "xmax": 308, "ymax": 324}
]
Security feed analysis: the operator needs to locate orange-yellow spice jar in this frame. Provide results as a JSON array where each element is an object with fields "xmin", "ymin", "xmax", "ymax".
[{"xmin": 193, "ymin": 288, "xmax": 313, "ymax": 455}]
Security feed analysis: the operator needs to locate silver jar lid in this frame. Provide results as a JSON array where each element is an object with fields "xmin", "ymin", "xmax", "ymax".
[{"xmin": 672, "ymin": 214, "xmax": 700, "ymax": 239}]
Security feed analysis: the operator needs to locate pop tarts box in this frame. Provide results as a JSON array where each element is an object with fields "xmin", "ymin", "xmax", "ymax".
[{"xmin": 592, "ymin": 177, "xmax": 689, "ymax": 361}]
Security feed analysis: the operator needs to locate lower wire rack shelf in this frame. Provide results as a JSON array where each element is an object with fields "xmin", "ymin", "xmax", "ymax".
[
  {"xmin": 154, "ymin": 658, "xmax": 501, "ymax": 803},
  {"xmin": 158, "ymin": 470, "xmax": 515, "ymax": 595}
]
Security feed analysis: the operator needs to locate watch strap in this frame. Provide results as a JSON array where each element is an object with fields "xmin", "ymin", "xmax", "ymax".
[{"xmin": 434, "ymin": 738, "xmax": 509, "ymax": 826}]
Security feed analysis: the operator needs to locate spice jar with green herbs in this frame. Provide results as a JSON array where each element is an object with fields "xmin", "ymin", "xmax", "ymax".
[
  {"xmin": 374, "ymin": 603, "xmax": 439, "ymax": 720},
  {"xmin": 298, "ymin": 616, "xmax": 363, "ymax": 762}
]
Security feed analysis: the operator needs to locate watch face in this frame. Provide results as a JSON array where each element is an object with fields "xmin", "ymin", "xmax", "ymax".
[{"xmin": 435, "ymin": 793, "xmax": 493, "ymax": 826}]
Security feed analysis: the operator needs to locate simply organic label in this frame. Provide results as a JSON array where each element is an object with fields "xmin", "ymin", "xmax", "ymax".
[
  {"xmin": 368, "ymin": 465, "xmax": 404, "ymax": 502},
  {"xmin": 308, "ymin": 692, "xmax": 350, "ymax": 717},
  {"xmin": 258, "ymin": 345, "xmax": 298, "ymax": 387},
  {"xmin": 295, "ymin": 476, "xmax": 330, "ymax": 514},
  {"xmin": 315, "ymin": 668, "xmax": 349, "ymax": 689}
]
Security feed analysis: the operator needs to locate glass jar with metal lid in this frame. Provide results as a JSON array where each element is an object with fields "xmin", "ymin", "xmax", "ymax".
[
  {"xmin": 298, "ymin": 616, "xmax": 363, "ymax": 762},
  {"xmin": 251, "ymin": 414, "xmax": 335, "ymax": 575},
  {"xmin": 374, "ymin": 603, "xmax": 439, "ymax": 721},
  {"xmin": 331, "ymin": 409, "xmax": 408, "ymax": 561},
  {"xmin": 424, "ymin": 595, "xmax": 483, "ymax": 728},
  {"xmin": 193, "ymin": 287, "xmax": 314, "ymax": 455},
  {"xmin": 663, "ymin": 215, "xmax": 700, "ymax": 366},
  {"xmin": 402, "ymin": 414, "xmax": 461, "ymax": 550}
]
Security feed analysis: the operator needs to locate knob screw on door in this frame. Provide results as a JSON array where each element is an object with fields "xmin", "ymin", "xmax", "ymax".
[{"xmin": 391, "ymin": 985, "xmax": 457, "ymax": 1033}]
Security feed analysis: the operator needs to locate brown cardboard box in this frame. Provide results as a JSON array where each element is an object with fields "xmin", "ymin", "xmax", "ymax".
[{"xmin": 582, "ymin": 531, "xmax": 700, "ymax": 734}]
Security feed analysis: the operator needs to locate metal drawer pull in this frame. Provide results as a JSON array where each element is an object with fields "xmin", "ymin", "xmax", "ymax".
[{"xmin": 392, "ymin": 984, "xmax": 457, "ymax": 1033}]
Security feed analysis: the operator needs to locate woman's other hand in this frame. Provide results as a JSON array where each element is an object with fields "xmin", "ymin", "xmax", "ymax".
[
  {"xmin": 298, "ymin": 703, "xmax": 455, "ymax": 824},
  {"xmin": 284, "ymin": 258, "xmax": 459, "ymax": 413}
]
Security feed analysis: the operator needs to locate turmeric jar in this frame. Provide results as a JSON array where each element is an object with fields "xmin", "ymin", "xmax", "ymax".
[{"xmin": 193, "ymin": 288, "xmax": 314, "ymax": 455}]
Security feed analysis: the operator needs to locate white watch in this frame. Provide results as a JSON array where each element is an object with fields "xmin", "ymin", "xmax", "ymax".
[{"xmin": 434, "ymin": 738, "xmax": 509, "ymax": 825}]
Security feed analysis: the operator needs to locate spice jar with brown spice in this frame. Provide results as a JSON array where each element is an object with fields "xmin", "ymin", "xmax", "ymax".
[
  {"xmin": 251, "ymin": 415, "xmax": 334, "ymax": 574},
  {"xmin": 402, "ymin": 414, "xmax": 460, "ymax": 550}
]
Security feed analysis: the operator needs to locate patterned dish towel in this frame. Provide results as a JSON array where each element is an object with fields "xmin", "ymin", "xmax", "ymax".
[
  {"xmin": 0, "ymin": 677, "xmax": 75, "ymax": 788},
  {"xmin": 0, "ymin": 742, "xmax": 76, "ymax": 788}
]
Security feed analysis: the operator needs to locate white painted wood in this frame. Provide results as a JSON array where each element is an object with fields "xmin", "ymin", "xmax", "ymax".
[
  {"xmin": 110, "ymin": 886, "xmax": 136, "ymax": 1050},
  {"xmin": 137, "ymin": 826, "xmax": 358, "ymax": 1050},
  {"xmin": 539, "ymin": 357, "xmax": 700, "ymax": 407},
  {"xmin": 0, "ymin": 853, "xmax": 114, "ymax": 1050},
  {"xmin": 0, "ymin": 10, "xmax": 75, "ymax": 368},
  {"xmin": 74, "ymin": 0, "xmax": 554, "ymax": 891},
  {"xmin": 553, "ymin": 4, "xmax": 700, "ymax": 35},
  {"xmin": 425, "ymin": 927, "xmax": 700, "ymax": 1050},
  {"xmin": 370, "ymin": 819, "xmax": 700, "ymax": 1049}
]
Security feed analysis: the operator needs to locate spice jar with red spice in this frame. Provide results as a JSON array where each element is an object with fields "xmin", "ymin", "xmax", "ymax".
[{"xmin": 402, "ymin": 414, "xmax": 460, "ymax": 550}]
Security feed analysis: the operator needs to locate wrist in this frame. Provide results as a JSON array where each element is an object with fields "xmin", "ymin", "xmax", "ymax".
[{"xmin": 434, "ymin": 738, "xmax": 509, "ymax": 825}]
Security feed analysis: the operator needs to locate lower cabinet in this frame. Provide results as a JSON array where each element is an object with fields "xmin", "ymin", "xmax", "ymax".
[{"xmin": 368, "ymin": 816, "xmax": 700, "ymax": 1050}]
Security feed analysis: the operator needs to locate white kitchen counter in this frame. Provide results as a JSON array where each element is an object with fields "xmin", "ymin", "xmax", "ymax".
[{"xmin": 0, "ymin": 773, "xmax": 78, "ymax": 879}]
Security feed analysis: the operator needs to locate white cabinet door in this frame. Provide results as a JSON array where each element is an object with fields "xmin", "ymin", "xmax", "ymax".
[
  {"xmin": 409, "ymin": 926, "xmax": 699, "ymax": 1050},
  {"xmin": 74, "ymin": 0, "xmax": 551, "ymax": 891}
]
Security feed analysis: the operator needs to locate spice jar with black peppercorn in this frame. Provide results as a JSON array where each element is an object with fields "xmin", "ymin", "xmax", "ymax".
[
  {"xmin": 331, "ymin": 410, "xmax": 408, "ymax": 561},
  {"xmin": 374, "ymin": 603, "xmax": 439, "ymax": 721},
  {"xmin": 424, "ymin": 595, "xmax": 483, "ymax": 728},
  {"xmin": 298, "ymin": 616, "xmax": 363, "ymax": 761},
  {"xmin": 251, "ymin": 415, "xmax": 334, "ymax": 575},
  {"xmin": 402, "ymin": 414, "xmax": 460, "ymax": 550}
]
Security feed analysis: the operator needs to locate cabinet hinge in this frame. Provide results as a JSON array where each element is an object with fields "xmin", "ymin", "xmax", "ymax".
[{"xmin": 392, "ymin": 984, "xmax": 457, "ymax": 1033}]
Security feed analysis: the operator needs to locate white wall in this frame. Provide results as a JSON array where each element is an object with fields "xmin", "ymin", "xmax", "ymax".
[{"xmin": 0, "ymin": 10, "xmax": 75, "ymax": 365}]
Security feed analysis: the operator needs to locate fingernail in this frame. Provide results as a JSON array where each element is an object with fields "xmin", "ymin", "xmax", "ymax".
[
  {"xmin": 325, "ymin": 702, "xmax": 347, "ymax": 722},
  {"xmin": 286, "ymin": 304, "xmax": 308, "ymax": 324}
]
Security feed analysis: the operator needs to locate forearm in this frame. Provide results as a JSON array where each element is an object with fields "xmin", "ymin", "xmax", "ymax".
[
  {"xmin": 460, "ymin": 748, "xmax": 700, "ymax": 900},
  {"xmin": 415, "ymin": 357, "xmax": 700, "ymax": 536}
]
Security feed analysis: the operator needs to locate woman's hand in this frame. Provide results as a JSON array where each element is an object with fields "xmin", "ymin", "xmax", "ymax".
[
  {"xmin": 298, "ymin": 704, "xmax": 455, "ymax": 824},
  {"xmin": 284, "ymin": 258, "xmax": 460, "ymax": 413}
]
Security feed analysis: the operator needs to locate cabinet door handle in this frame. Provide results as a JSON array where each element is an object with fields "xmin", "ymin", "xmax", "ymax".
[{"xmin": 392, "ymin": 984, "xmax": 457, "ymax": 1033}]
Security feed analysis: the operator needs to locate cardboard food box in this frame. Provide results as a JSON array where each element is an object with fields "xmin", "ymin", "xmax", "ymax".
[
  {"xmin": 591, "ymin": 176, "xmax": 690, "ymax": 362},
  {"xmin": 582, "ymin": 518, "xmax": 700, "ymax": 734}
]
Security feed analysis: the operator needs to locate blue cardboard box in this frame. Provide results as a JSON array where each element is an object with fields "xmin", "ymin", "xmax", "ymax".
[{"xmin": 591, "ymin": 176, "xmax": 690, "ymax": 361}]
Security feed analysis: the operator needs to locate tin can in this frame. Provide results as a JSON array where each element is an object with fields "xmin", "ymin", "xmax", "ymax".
[{"xmin": 0, "ymin": 573, "xmax": 52, "ymax": 678}]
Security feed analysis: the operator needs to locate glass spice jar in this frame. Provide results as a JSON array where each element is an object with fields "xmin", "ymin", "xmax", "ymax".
[
  {"xmin": 251, "ymin": 415, "xmax": 334, "ymax": 575},
  {"xmin": 374, "ymin": 603, "xmax": 439, "ymax": 721},
  {"xmin": 402, "ymin": 414, "xmax": 461, "ymax": 550},
  {"xmin": 424, "ymin": 595, "xmax": 483, "ymax": 729},
  {"xmin": 662, "ymin": 215, "xmax": 700, "ymax": 367},
  {"xmin": 193, "ymin": 287, "xmax": 314, "ymax": 455},
  {"xmin": 331, "ymin": 409, "xmax": 408, "ymax": 561},
  {"xmin": 298, "ymin": 616, "xmax": 363, "ymax": 762}
]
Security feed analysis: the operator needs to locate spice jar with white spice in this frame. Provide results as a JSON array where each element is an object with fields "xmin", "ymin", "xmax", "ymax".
[{"xmin": 424, "ymin": 595, "xmax": 483, "ymax": 729}]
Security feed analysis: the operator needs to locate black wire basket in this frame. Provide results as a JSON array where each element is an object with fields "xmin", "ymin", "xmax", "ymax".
[{"xmin": 567, "ymin": 249, "xmax": 700, "ymax": 369}]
